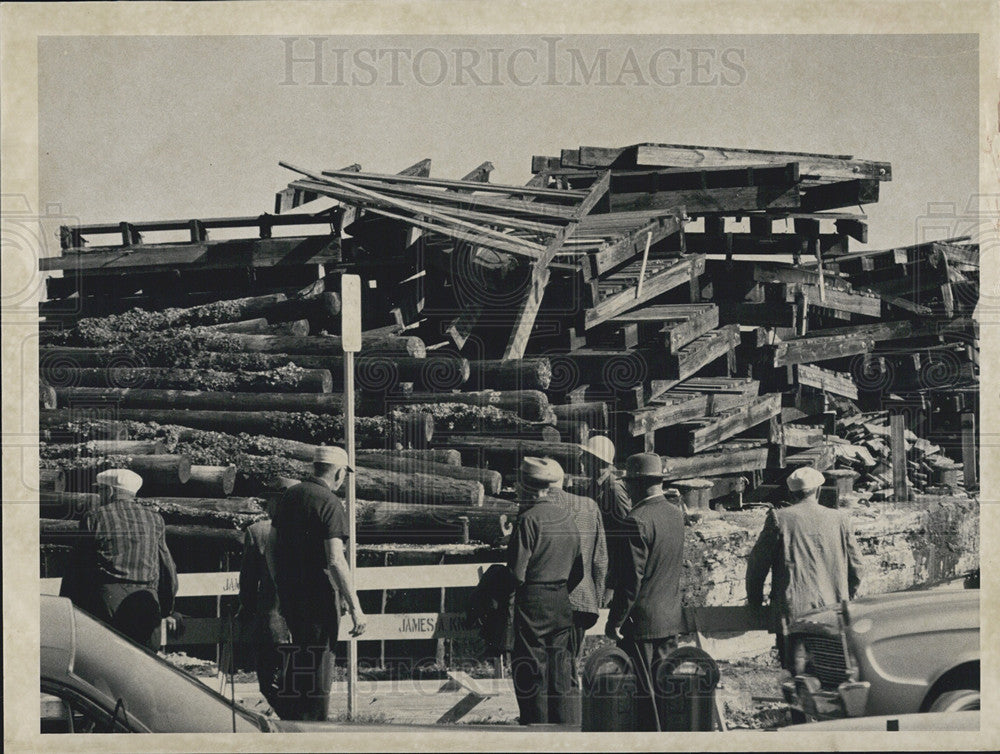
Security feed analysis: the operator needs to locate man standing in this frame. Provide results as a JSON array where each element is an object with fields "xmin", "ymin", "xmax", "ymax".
[
  {"xmin": 61, "ymin": 468, "xmax": 178, "ymax": 648},
  {"xmin": 267, "ymin": 446, "xmax": 366, "ymax": 721},
  {"xmin": 577, "ymin": 436, "xmax": 631, "ymax": 605},
  {"xmin": 605, "ymin": 453, "xmax": 685, "ymax": 731},
  {"xmin": 546, "ymin": 468, "xmax": 607, "ymax": 687},
  {"xmin": 746, "ymin": 466, "xmax": 863, "ymax": 636},
  {"xmin": 507, "ymin": 457, "xmax": 583, "ymax": 726},
  {"xmin": 238, "ymin": 514, "xmax": 291, "ymax": 718}
]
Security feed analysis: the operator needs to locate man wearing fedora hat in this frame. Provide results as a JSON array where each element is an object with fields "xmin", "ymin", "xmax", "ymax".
[
  {"xmin": 507, "ymin": 457, "xmax": 583, "ymax": 725},
  {"xmin": 746, "ymin": 466, "xmax": 863, "ymax": 633},
  {"xmin": 267, "ymin": 445, "xmax": 366, "ymax": 721},
  {"xmin": 577, "ymin": 435, "xmax": 632, "ymax": 605},
  {"xmin": 60, "ymin": 468, "xmax": 178, "ymax": 648},
  {"xmin": 605, "ymin": 452, "xmax": 685, "ymax": 731}
]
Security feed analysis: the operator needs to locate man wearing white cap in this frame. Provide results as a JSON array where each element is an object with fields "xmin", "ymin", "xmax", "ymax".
[
  {"xmin": 507, "ymin": 457, "xmax": 583, "ymax": 725},
  {"xmin": 746, "ymin": 466, "xmax": 863, "ymax": 632},
  {"xmin": 61, "ymin": 468, "xmax": 178, "ymax": 648},
  {"xmin": 266, "ymin": 445, "xmax": 365, "ymax": 721},
  {"xmin": 577, "ymin": 436, "xmax": 632, "ymax": 605}
]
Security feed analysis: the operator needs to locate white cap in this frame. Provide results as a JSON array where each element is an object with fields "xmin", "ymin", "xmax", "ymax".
[
  {"xmin": 95, "ymin": 468, "xmax": 143, "ymax": 495},
  {"xmin": 579, "ymin": 435, "xmax": 616, "ymax": 465},
  {"xmin": 313, "ymin": 445, "xmax": 352, "ymax": 470},
  {"xmin": 787, "ymin": 466, "xmax": 826, "ymax": 492}
]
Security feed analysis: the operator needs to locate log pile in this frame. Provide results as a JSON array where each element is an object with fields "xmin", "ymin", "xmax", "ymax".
[{"xmin": 38, "ymin": 141, "xmax": 979, "ymax": 557}]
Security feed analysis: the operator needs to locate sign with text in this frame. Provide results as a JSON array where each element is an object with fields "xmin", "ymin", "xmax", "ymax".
[{"xmin": 341, "ymin": 273, "xmax": 362, "ymax": 352}]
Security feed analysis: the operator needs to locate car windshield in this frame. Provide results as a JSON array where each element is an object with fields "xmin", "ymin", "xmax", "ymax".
[{"xmin": 69, "ymin": 607, "xmax": 265, "ymax": 733}]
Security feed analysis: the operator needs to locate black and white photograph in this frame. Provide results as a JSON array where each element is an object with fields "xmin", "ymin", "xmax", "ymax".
[{"xmin": 2, "ymin": 2, "xmax": 997, "ymax": 751}]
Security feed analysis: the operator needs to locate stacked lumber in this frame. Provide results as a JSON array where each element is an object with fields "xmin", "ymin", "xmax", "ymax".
[{"xmin": 38, "ymin": 140, "xmax": 979, "ymax": 548}]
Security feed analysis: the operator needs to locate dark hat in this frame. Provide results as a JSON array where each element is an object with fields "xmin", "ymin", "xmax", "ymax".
[
  {"xmin": 623, "ymin": 453, "xmax": 663, "ymax": 480},
  {"xmin": 519, "ymin": 457, "xmax": 563, "ymax": 490}
]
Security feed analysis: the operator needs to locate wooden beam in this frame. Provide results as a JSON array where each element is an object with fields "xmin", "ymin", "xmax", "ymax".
[
  {"xmin": 503, "ymin": 172, "xmax": 612, "ymax": 360},
  {"xmin": 583, "ymin": 255, "xmax": 706, "ymax": 329},
  {"xmin": 663, "ymin": 324, "xmax": 740, "ymax": 381},
  {"xmin": 771, "ymin": 333, "xmax": 875, "ymax": 367},
  {"xmin": 319, "ymin": 166, "xmax": 583, "ymax": 200},
  {"xmin": 782, "ymin": 284, "xmax": 882, "ymax": 317},
  {"xmin": 678, "ymin": 393, "xmax": 782, "ymax": 454},
  {"xmin": 660, "ymin": 442, "xmax": 769, "ymax": 480},
  {"xmin": 611, "ymin": 304, "xmax": 719, "ymax": 354},
  {"xmin": 890, "ymin": 413, "xmax": 908, "ymax": 501},
  {"xmin": 794, "ymin": 364, "xmax": 859, "ymax": 400},
  {"xmin": 685, "ymin": 232, "xmax": 849, "ymax": 257},
  {"xmin": 39, "ymin": 235, "xmax": 341, "ymax": 275},
  {"xmin": 625, "ymin": 393, "xmax": 708, "ymax": 436},
  {"xmin": 801, "ymin": 179, "xmax": 880, "ymax": 212},
  {"xmin": 961, "ymin": 413, "xmax": 978, "ymax": 488},
  {"xmin": 609, "ymin": 184, "xmax": 801, "ymax": 215},
  {"xmin": 590, "ymin": 216, "xmax": 684, "ymax": 276}
]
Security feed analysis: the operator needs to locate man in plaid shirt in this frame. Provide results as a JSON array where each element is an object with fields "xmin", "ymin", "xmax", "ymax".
[{"xmin": 61, "ymin": 468, "xmax": 178, "ymax": 648}]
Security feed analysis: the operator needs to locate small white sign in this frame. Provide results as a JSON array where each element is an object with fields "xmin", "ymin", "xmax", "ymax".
[{"xmin": 341, "ymin": 274, "xmax": 362, "ymax": 352}]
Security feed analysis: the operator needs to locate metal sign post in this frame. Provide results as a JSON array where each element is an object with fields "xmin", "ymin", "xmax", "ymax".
[{"xmin": 340, "ymin": 274, "xmax": 362, "ymax": 719}]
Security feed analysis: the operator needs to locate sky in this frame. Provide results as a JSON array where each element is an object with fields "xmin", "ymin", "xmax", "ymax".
[{"xmin": 38, "ymin": 34, "xmax": 979, "ymax": 250}]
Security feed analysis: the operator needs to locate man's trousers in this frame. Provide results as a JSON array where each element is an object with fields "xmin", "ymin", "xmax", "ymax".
[{"xmin": 511, "ymin": 583, "xmax": 575, "ymax": 725}]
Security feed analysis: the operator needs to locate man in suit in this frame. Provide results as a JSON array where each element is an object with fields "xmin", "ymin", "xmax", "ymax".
[
  {"xmin": 746, "ymin": 466, "xmax": 863, "ymax": 656},
  {"xmin": 605, "ymin": 453, "xmax": 685, "ymax": 731},
  {"xmin": 578, "ymin": 435, "xmax": 631, "ymax": 605},
  {"xmin": 507, "ymin": 457, "xmax": 584, "ymax": 726},
  {"xmin": 547, "ymin": 467, "xmax": 608, "ymax": 687},
  {"xmin": 238, "ymin": 515, "xmax": 291, "ymax": 718},
  {"xmin": 61, "ymin": 468, "xmax": 178, "ymax": 649}
]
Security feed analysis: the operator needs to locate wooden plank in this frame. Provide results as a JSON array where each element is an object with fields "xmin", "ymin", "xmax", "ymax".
[
  {"xmin": 801, "ymin": 179, "xmax": 880, "ymax": 212},
  {"xmin": 890, "ymin": 413, "xmax": 908, "ymax": 501},
  {"xmin": 753, "ymin": 264, "xmax": 853, "ymax": 292},
  {"xmin": 39, "ymin": 236, "xmax": 341, "ymax": 274},
  {"xmin": 772, "ymin": 333, "xmax": 875, "ymax": 367},
  {"xmin": 625, "ymin": 393, "xmax": 708, "ymax": 436},
  {"xmin": 795, "ymin": 364, "xmax": 859, "ymax": 400},
  {"xmin": 680, "ymin": 393, "xmax": 782, "ymax": 454},
  {"xmin": 783, "ymin": 284, "xmax": 882, "ymax": 317},
  {"xmin": 660, "ymin": 442, "xmax": 769, "ymax": 480},
  {"xmin": 782, "ymin": 424, "xmax": 826, "ymax": 449},
  {"xmin": 583, "ymin": 255, "xmax": 706, "ymax": 329},
  {"xmin": 591, "ymin": 215, "xmax": 684, "ymax": 276},
  {"xmin": 318, "ymin": 167, "xmax": 584, "ymax": 200},
  {"xmin": 503, "ymin": 172, "xmax": 612, "ymax": 360},
  {"xmin": 718, "ymin": 302, "xmax": 795, "ymax": 327},
  {"xmin": 685, "ymin": 232, "xmax": 849, "ymax": 257},
  {"xmin": 663, "ymin": 324, "xmax": 740, "ymax": 381},
  {"xmin": 627, "ymin": 143, "xmax": 892, "ymax": 182},
  {"xmin": 671, "ymin": 377, "xmax": 760, "ymax": 413},
  {"xmin": 610, "ymin": 184, "xmax": 801, "ymax": 215},
  {"xmin": 961, "ymin": 413, "xmax": 978, "ymax": 488}
]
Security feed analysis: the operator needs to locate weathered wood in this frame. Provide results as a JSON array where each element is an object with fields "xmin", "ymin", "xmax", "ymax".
[
  {"xmin": 179, "ymin": 465, "xmax": 237, "ymax": 497},
  {"xmin": 438, "ymin": 437, "xmax": 585, "ymax": 476},
  {"xmin": 197, "ymin": 332, "xmax": 426, "ymax": 358},
  {"xmin": 39, "ymin": 439, "xmax": 167, "ymax": 458},
  {"xmin": 782, "ymin": 424, "xmax": 826, "ymax": 449},
  {"xmin": 794, "ymin": 364, "xmax": 859, "ymax": 400},
  {"xmin": 610, "ymin": 303, "xmax": 719, "ymax": 354},
  {"xmin": 49, "ymin": 455, "xmax": 192, "ymax": 493},
  {"xmin": 200, "ymin": 318, "xmax": 310, "ymax": 336},
  {"xmin": 670, "ymin": 378, "xmax": 760, "ymax": 414},
  {"xmin": 674, "ymin": 394, "xmax": 782, "ymax": 454},
  {"xmin": 660, "ymin": 442, "xmax": 769, "ymax": 480},
  {"xmin": 590, "ymin": 215, "xmax": 684, "ymax": 276},
  {"xmin": 40, "ymin": 468, "xmax": 66, "ymax": 493},
  {"xmin": 40, "ymin": 381, "xmax": 57, "ymax": 410},
  {"xmin": 556, "ymin": 418, "xmax": 590, "ymax": 445},
  {"xmin": 551, "ymin": 402, "xmax": 609, "ymax": 432},
  {"xmin": 241, "ymin": 456, "xmax": 485, "ymax": 506},
  {"xmin": 626, "ymin": 393, "xmax": 708, "ymax": 436},
  {"xmin": 354, "ymin": 500, "xmax": 517, "ymax": 545},
  {"xmin": 961, "ymin": 413, "xmax": 977, "ymax": 488},
  {"xmin": 583, "ymin": 255, "xmax": 706, "ymax": 329},
  {"xmin": 354, "ymin": 455, "xmax": 503, "ymax": 496},
  {"xmin": 42, "ymin": 408, "xmax": 433, "ymax": 448},
  {"xmin": 40, "ymin": 517, "xmax": 244, "ymax": 550},
  {"xmin": 385, "ymin": 389, "xmax": 551, "ymax": 423},
  {"xmin": 663, "ymin": 325, "xmax": 740, "ymax": 381},
  {"xmin": 466, "ymin": 359, "xmax": 552, "ymax": 392},
  {"xmin": 771, "ymin": 332, "xmax": 876, "ymax": 367},
  {"xmin": 780, "ymin": 283, "xmax": 882, "ymax": 317},
  {"xmin": 890, "ymin": 413, "xmax": 908, "ymax": 501},
  {"xmin": 42, "ymin": 366, "xmax": 334, "ymax": 393}
]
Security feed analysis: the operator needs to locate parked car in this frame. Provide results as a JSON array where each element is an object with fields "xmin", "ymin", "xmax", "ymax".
[
  {"xmin": 41, "ymin": 595, "xmax": 529, "ymax": 734},
  {"xmin": 780, "ymin": 587, "xmax": 979, "ymax": 722}
]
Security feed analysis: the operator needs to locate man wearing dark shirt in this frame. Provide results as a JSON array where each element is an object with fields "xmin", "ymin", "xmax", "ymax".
[
  {"xmin": 606, "ymin": 453, "xmax": 685, "ymax": 731},
  {"xmin": 267, "ymin": 445, "xmax": 366, "ymax": 721},
  {"xmin": 507, "ymin": 457, "xmax": 583, "ymax": 726},
  {"xmin": 578, "ymin": 435, "xmax": 631, "ymax": 605},
  {"xmin": 61, "ymin": 468, "xmax": 178, "ymax": 649}
]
